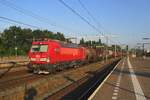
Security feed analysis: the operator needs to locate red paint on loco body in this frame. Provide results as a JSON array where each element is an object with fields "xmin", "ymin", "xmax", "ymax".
[{"xmin": 28, "ymin": 39, "xmax": 86, "ymax": 65}]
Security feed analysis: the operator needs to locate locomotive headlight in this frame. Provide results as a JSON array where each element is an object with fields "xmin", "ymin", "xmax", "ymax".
[
  {"xmin": 40, "ymin": 58, "xmax": 47, "ymax": 61},
  {"xmin": 46, "ymin": 57, "xmax": 50, "ymax": 63},
  {"xmin": 39, "ymin": 57, "xmax": 50, "ymax": 62},
  {"xmin": 30, "ymin": 58, "xmax": 36, "ymax": 61}
]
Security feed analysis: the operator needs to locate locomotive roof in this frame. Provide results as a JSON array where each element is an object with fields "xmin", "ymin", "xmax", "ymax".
[
  {"xmin": 59, "ymin": 42, "xmax": 80, "ymax": 48},
  {"xmin": 32, "ymin": 39, "xmax": 81, "ymax": 48}
]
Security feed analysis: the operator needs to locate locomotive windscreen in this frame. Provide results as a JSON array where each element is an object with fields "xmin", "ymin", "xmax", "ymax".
[{"xmin": 31, "ymin": 44, "xmax": 48, "ymax": 52}]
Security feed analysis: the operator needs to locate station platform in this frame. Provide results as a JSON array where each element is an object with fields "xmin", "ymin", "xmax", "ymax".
[{"xmin": 89, "ymin": 57, "xmax": 150, "ymax": 100}]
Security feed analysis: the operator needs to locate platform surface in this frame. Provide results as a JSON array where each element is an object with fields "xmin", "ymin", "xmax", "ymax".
[{"xmin": 90, "ymin": 57, "xmax": 150, "ymax": 100}]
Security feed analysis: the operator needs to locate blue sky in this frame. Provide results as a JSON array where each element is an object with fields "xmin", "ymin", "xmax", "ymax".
[{"xmin": 0, "ymin": 0, "xmax": 150, "ymax": 48}]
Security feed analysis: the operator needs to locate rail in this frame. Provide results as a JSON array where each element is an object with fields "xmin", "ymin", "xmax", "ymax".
[{"xmin": 46, "ymin": 59, "xmax": 121, "ymax": 100}]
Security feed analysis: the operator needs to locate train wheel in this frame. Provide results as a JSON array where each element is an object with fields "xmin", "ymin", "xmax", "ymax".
[
  {"xmin": 74, "ymin": 65, "xmax": 79, "ymax": 68},
  {"xmin": 33, "ymin": 69, "xmax": 39, "ymax": 74},
  {"xmin": 51, "ymin": 66, "xmax": 56, "ymax": 74}
]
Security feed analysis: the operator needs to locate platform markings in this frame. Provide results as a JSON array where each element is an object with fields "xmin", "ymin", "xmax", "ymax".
[
  {"xmin": 116, "ymin": 82, "xmax": 120, "ymax": 85},
  {"xmin": 127, "ymin": 57, "xmax": 146, "ymax": 100},
  {"xmin": 88, "ymin": 59, "xmax": 122, "ymax": 100},
  {"xmin": 113, "ymin": 92, "xmax": 118, "ymax": 96},
  {"xmin": 116, "ymin": 84, "xmax": 120, "ymax": 86},
  {"xmin": 112, "ymin": 96, "xmax": 117, "ymax": 100},
  {"xmin": 114, "ymin": 89, "xmax": 119, "ymax": 92},
  {"xmin": 111, "ymin": 59, "xmax": 125, "ymax": 100},
  {"xmin": 114, "ymin": 87, "xmax": 119, "ymax": 90}
]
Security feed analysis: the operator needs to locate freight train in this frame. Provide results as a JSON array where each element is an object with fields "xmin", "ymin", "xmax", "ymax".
[{"xmin": 27, "ymin": 39, "xmax": 121, "ymax": 74}]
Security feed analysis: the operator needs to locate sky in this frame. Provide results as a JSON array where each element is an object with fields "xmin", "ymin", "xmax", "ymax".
[{"xmin": 0, "ymin": 0, "xmax": 150, "ymax": 49}]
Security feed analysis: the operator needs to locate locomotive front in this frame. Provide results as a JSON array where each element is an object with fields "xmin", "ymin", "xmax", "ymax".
[{"xmin": 28, "ymin": 41, "xmax": 51, "ymax": 74}]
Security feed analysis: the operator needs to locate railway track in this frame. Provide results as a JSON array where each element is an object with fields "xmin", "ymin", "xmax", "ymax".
[
  {"xmin": 0, "ymin": 73, "xmax": 40, "ymax": 91},
  {"xmin": 0, "ymin": 61, "xmax": 28, "ymax": 78},
  {"xmin": 0, "ymin": 61, "xmax": 28, "ymax": 69},
  {"xmin": 0, "ymin": 63, "xmax": 86, "ymax": 91},
  {"xmin": 0, "ymin": 59, "xmax": 120, "ymax": 99},
  {"xmin": 45, "ymin": 59, "xmax": 121, "ymax": 100}
]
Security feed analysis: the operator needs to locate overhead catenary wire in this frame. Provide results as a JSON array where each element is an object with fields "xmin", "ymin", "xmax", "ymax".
[
  {"xmin": 0, "ymin": 0, "xmax": 56, "ymax": 26},
  {"xmin": 78, "ymin": 0, "xmax": 110, "ymax": 34},
  {"xmin": 0, "ymin": 0, "xmax": 55, "ymax": 26},
  {"xmin": 59, "ymin": 0, "xmax": 122, "ymax": 45},
  {"xmin": 0, "ymin": 0, "xmax": 78, "ymax": 34},
  {"xmin": 0, "ymin": 19, "xmax": 15, "ymax": 25},
  {"xmin": 0, "ymin": 16, "xmax": 41, "ymax": 29},
  {"xmin": 78, "ymin": 0, "xmax": 103, "ymax": 30},
  {"xmin": 78, "ymin": 0, "xmax": 123, "ymax": 45},
  {"xmin": 58, "ymin": 0, "xmax": 104, "ymax": 36}
]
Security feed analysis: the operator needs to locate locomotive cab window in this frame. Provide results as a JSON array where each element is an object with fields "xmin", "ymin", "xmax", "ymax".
[{"xmin": 31, "ymin": 44, "xmax": 48, "ymax": 52}]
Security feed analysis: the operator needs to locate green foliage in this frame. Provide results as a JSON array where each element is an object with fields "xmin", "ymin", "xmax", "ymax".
[
  {"xmin": 0, "ymin": 26, "xmax": 67, "ymax": 56},
  {"xmin": 54, "ymin": 32, "xmax": 65, "ymax": 41},
  {"xmin": 111, "ymin": 45, "xmax": 121, "ymax": 51},
  {"xmin": 79, "ymin": 38, "xmax": 84, "ymax": 45},
  {"xmin": 79, "ymin": 38, "xmax": 103, "ymax": 48}
]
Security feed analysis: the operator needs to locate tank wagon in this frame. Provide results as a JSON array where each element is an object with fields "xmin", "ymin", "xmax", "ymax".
[{"xmin": 28, "ymin": 39, "xmax": 87, "ymax": 74}]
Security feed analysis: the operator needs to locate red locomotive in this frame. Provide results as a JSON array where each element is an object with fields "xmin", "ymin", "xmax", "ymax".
[{"xmin": 28, "ymin": 39, "xmax": 87, "ymax": 74}]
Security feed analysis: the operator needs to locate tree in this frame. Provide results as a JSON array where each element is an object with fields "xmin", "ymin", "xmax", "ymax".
[
  {"xmin": 54, "ymin": 32, "xmax": 65, "ymax": 41},
  {"xmin": 111, "ymin": 45, "xmax": 121, "ymax": 51},
  {"xmin": 79, "ymin": 38, "xmax": 84, "ymax": 45},
  {"xmin": 0, "ymin": 26, "xmax": 67, "ymax": 56},
  {"xmin": 98, "ymin": 39, "xmax": 102, "ymax": 45}
]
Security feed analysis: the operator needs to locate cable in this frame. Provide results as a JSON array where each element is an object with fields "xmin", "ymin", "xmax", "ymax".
[
  {"xmin": 0, "ymin": 0, "xmax": 54, "ymax": 26},
  {"xmin": 0, "ymin": 16, "xmax": 41, "ymax": 29},
  {"xmin": 78, "ymin": 0, "xmax": 102, "ymax": 29},
  {"xmin": 58, "ymin": 0, "xmax": 104, "ymax": 36},
  {"xmin": 78, "ymin": 0, "xmax": 112, "ymax": 35},
  {"xmin": 0, "ymin": 19, "xmax": 15, "ymax": 25},
  {"xmin": 0, "ymin": 0, "xmax": 78, "ymax": 33},
  {"xmin": 78, "ymin": 0, "xmax": 123, "ymax": 45},
  {"xmin": 59, "ymin": 0, "xmax": 123, "ymax": 45}
]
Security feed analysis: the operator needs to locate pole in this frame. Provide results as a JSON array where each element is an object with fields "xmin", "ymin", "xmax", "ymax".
[
  {"xmin": 142, "ymin": 43, "xmax": 144, "ymax": 56},
  {"xmin": 14, "ymin": 35, "xmax": 17, "ymax": 57},
  {"xmin": 115, "ymin": 44, "xmax": 116, "ymax": 59},
  {"xmin": 121, "ymin": 48, "xmax": 123, "ymax": 58},
  {"xmin": 106, "ymin": 36, "xmax": 108, "ymax": 62},
  {"xmin": 75, "ymin": 37, "xmax": 77, "ymax": 44}
]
